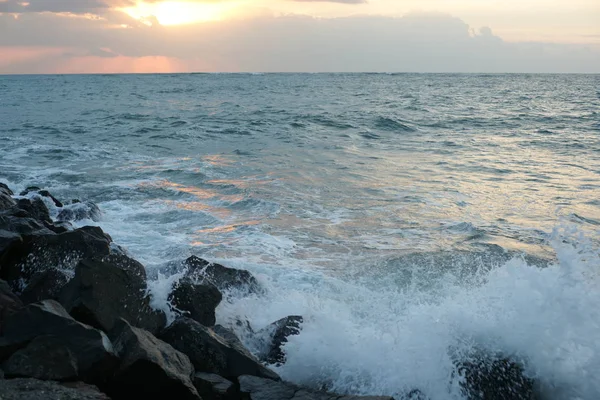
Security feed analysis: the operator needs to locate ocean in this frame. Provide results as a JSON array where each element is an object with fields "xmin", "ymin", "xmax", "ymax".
[{"xmin": 1, "ymin": 73, "xmax": 599, "ymax": 399}]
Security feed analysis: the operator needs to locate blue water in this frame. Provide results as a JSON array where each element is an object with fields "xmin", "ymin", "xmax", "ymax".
[{"xmin": 1, "ymin": 73, "xmax": 599, "ymax": 399}]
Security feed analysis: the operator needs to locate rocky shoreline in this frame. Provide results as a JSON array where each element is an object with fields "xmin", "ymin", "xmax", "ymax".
[{"xmin": 0, "ymin": 183, "xmax": 539, "ymax": 400}]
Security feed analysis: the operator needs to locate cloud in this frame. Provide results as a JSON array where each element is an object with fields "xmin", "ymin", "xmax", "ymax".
[
  {"xmin": 0, "ymin": 11, "xmax": 598, "ymax": 73},
  {"xmin": 292, "ymin": 0, "xmax": 367, "ymax": 4},
  {"xmin": 0, "ymin": 0, "xmax": 135, "ymax": 14}
]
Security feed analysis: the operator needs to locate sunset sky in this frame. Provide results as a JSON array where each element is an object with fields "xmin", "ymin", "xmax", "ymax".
[{"xmin": 0, "ymin": 0, "xmax": 599, "ymax": 73}]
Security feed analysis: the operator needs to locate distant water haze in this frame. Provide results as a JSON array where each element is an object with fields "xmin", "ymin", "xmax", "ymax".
[{"xmin": 1, "ymin": 73, "xmax": 599, "ymax": 398}]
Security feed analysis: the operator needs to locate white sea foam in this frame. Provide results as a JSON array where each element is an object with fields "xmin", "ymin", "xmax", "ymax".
[{"xmin": 212, "ymin": 225, "xmax": 600, "ymax": 400}]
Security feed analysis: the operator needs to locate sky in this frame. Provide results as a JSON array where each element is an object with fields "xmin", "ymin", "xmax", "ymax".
[{"xmin": 0, "ymin": 0, "xmax": 599, "ymax": 73}]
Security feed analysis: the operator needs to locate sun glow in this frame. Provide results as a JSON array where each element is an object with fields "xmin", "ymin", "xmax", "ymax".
[{"xmin": 123, "ymin": 1, "xmax": 233, "ymax": 26}]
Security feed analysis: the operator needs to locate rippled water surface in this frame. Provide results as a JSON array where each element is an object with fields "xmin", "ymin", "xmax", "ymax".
[{"xmin": 1, "ymin": 73, "xmax": 599, "ymax": 399}]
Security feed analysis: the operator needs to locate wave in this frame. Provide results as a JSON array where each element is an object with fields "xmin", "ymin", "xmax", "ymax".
[{"xmin": 214, "ymin": 227, "xmax": 600, "ymax": 399}]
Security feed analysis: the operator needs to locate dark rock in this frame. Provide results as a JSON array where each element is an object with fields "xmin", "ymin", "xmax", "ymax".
[
  {"xmin": 0, "ymin": 280, "xmax": 23, "ymax": 333},
  {"xmin": 238, "ymin": 375, "xmax": 395, "ymax": 400},
  {"xmin": 1, "ymin": 300, "xmax": 118, "ymax": 383},
  {"xmin": 44, "ymin": 221, "xmax": 73, "ymax": 234},
  {"xmin": 161, "ymin": 317, "xmax": 280, "ymax": 381},
  {"xmin": 169, "ymin": 278, "xmax": 222, "ymax": 326},
  {"xmin": 59, "ymin": 255, "xmax": 166, "ymax": 334},
  {"xmin": 0, "ymin": 213, "xmax": 54, "ymax": 240},
  {"xmin": 0, "ymin": 185, "xmax": 15, "ymax": 211},
  {"xmin": 57, "ymin": 201, "xmax": 102, "ymax": 222},
  {"xmin": 108, "ymin": 318, "xmax": 200, "ymax": 400},
  {"xmin": 259, "ymin": 316, "xmax": 303, "ymax": 366},
  {"xmin": 20, "ymin": 269, "xmax": 71, "ymax": 304},
  {"xmin": 0, "ymin": 183, "xmax": 13, "ymax": 196},
  {"xmin": 455, "ymin": 352, "xmax": 536, "ymax": 400},
  {"xmin": 19, "ymin": 187, "xmax": 63, "ymax": 208},
  {"xmin": 0, "ymin": 369, "xmax": 4, "ymax": 379},
  {"xmin": 15, "ymin": 198, "xmax": 51, "ymax": 222},
  {"xmin": 2, "ymin": 335, "xmax": 78, "ymax": 381},
  {"xmin": 0, "ymin": 378, "xmax": 110, "ymax": 400},
  {"xmin": 194, "ymin": 372, "xmax": 237, "ymax": 399},
  {"xmin": 0, "ymin": 226, "xmax": 112, "ymax": 285},
  {"xmin": 184, "ymin": 255, "xmax": 261, "ymax": 294}
]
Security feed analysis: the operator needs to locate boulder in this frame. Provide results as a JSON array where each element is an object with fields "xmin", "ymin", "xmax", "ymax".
[
  {"xmin": 258, "ymin": 316, "xmax": 303, "ymax": 365},
  {"xmin": 455, "ymin": 352, "xmax": 536, "ymax": 400},
  {"xmin": 57, "ymin": 201, "xmax": 102, "ymax": 222},
  {"xmin": 0, "ymin": 226, "xmax": 112, "ymax": 285},
  {"xmin": 184, "ymin": 255, "xmax": 261, "ymax": 295},
  {"xmin": 1, "ymin": 300, "xmax": 118, "ymax": 383},
  {"xmin": 160, "ymin": 317, "xmax": 279, "ymax": 381},
  {"xmin": 0, "ymin": 378, "xmax": 110, "ymax": 400},
  {"xmin": 2, "ymin": 335, "xmax": 78, "ymax": 381},
  {"xmin": 0, "ymin": 280, "xmax": 23, "ymax": 333},
  {"xmin": 20, "ymin": 268, "xmax": 71, "ymax": 304},
  {"xmin": 238, "ymin": 375, "xmax": 395, "ymax": 400},
  {"xmin": 0, "ymin": 184, "xmax": 15, "ymax": 211},
  {"xmin": 19, "ymin": 187, "xmax": 63, "ymax": 208},
  {"xmin": 0, "ymin": 183, "xmax": 13, "ymax": 196},
  {"xmin": 59, "ymin": 255, "xmax": 166, "ymax": 335},
  {"xmin": 169, "ymin": 277, "xmax": 222, "ymax": 326},
  {"xmin": 194, "ymin": 372, "xmax": 237, "ymax": 399},
  {"xmin": 108, "ymin": 318, "xmax": 200, "ymax": 400},
  {"xmin": 15, "ymin": 198, "xmax": 51, "ymax": 223}
]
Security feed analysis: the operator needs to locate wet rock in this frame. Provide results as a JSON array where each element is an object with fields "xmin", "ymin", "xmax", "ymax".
[
  {"xmin": 455, "ymin": 352, "xmax": 536, "ymax": 400},
  {"xmin": 0, "ymin": 183, "xmax": 13, "ymax": 196},
  {"xmin": 0, "ymin": 213, "xmax": 54, "ymax": 240},
  {"xmin": 59, "ymin": 255, "xmax": 166, "ymax": 334},
  {"xmin": 0, "ymin": 226, "xmax": 112, "ymax": 285},
  {"xmin": 160, "ymin": 317, "xmax": 280, "ymax": 381},
  {"xmin": 108, "ymin": 318, "xmax": 200, "ymax": 400},
  {"xmin": 2, "ymin": 335, "xmax": 78, "ymax": 381},
  {"xmin": 57, "ymin": 201, "xmax": 102, "ymax": 222},
  {"xmin": 19, "ymin": 187, "xmax": 63, "ymax": 208},
  {"xmin": 0, "ymin": 184, "xmax": 15, "ymax": 211},
  {"xmin": 184, "ymin": 255, "xmax": 261, "ymax": 294},
  {"xmin": 0, "ymin": 378, "xmax": 110, "ymax": 400},
  {"xmin": 238, "ymin": 375, "xmax": 395, "ymax": 400},
  {"xmin": 194, "ymin": 372, "xmax": 237, "ymax": 399},
  {"xmin": 20, "ymin": 269, "xmax": 71, "ymax": 304},
  {"xmin": 1, "ymin": 300, "xmax": 118, "ymax": 383},
  {"xmin": 169, "ymin": 277, "xmax": 222, "ymax": 326},
  {"xmin": 15, "ymin": 198, "xmax": 51, "ymax": 223},
  {"xmin": 259, "ymin": 315, "xmax": 303, "ymax": 365},
  {"xmin": 0, "ymin": 280, "xmax": 23, "ymax": 333}
]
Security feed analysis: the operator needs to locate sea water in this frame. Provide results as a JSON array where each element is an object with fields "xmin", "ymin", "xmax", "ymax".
[{"xmin": 1, "ymin": 73, "xmax": 599, "ymax": 399}]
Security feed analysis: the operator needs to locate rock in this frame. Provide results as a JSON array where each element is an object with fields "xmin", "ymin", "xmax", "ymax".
[
  {"xmin": 108, "ymin": 318, "xmax": 200, "ymax": 400},
  {"xmin": 0, "ymin": 378, "xmax": 110, "ymax": 400},
  {"xmin": 1, "ymin": 300, "xmax": 118, "ymax": 383},
  {"xmin": 238, "ymin": 375, "xmax": 395, "ymax": 400},
  {"xmin": 0, "ymin": 212, "xmax": 53, "ymax": 237},
  {"xmin": 0, "ymin": 184, "xmax": 15, "ymax": 211},
  {"xmin": 0, "ymin": 183, "xmax": 13, "ymax": 196},
  {"xmin": 20, "ymin": 269, "xmax": 71, "ymax": 304},
  {"xmin": 259, "ymin": 316, "xmax": 303, "ymax": 365},
  {"xmin": 194, "ymin": 372, "xmax": 237, "ymax": 399},
  {"xmin": 15, "ymin": 198, "xmax": 51, "ymax": 223},
  {"xmin": 455, "ymin": 352, "xmax": 536, "ymax": 400},
  {"xmin": 160, "ymin": 317, "xmax": 279, "ymax": 381},
  {"xmin": 0, "ymin": 280, "xmax": 23, "ymax": 333},
  {"xmin": 19, "ymin": 187, "xmax": 63, "ymax": 208},
  {"xmin": 184, "ymin": 255, "xmax": 261, "ymax": 294},
  {"xmin": 2, "ymin": 335, "xmax": 78, "ymax": 381},
  {"xmin": 59, "ymin": 255, "xmax": 166, "ymax": 335},
  {"xmin": 169, "ymin": 278, "xmax": 222, "ymax": 326},
  {"xmin": 0, "ymin": 226, "xmax": 112, "ymax": 286},
  {"xmin": 57, "ymin": 201, "xmax": 102, "ymax": 222}
]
